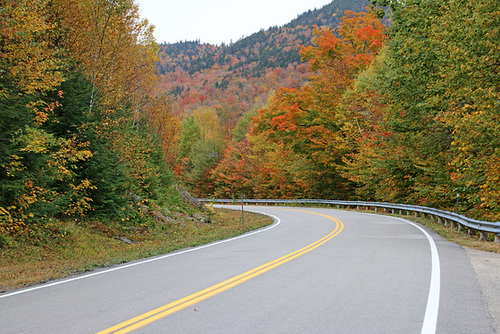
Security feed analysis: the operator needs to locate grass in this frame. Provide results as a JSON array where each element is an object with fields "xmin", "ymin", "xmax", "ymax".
[{"xmin": 0, "ymin": 207, "xmax": 273, "ymax": 293}]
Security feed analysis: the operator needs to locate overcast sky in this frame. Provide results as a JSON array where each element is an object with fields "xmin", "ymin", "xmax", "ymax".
[{"xmin": 136, "ymin": 0, "xmax": 333, "ymax": 45}]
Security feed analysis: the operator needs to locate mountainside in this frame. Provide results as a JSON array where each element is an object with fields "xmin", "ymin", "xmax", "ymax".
[
  {"xmin": 156, "ymin": 0, "xmax": 371, "ymax": 127},
  {"xmin": 159, "ymin": 0, "xmax": 370, "ymax": 76}
]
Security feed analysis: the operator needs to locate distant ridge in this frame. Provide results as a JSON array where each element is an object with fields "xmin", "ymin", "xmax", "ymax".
[
  {"xmin": 156, "ymin": 0, "xmax": 372, "ymax": 127},
  {"xmin": 158, "ymin": 0, "xmax": 370, "ymax": 75}
]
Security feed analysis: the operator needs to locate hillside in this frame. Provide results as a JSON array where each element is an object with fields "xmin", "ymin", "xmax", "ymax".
[
  {"xmin": 156, "ymin": 0, "xmax": 371, "ymax": 127},
  {"xmin": 159, "ymin": 0, "xmax": 370, "ymax": 76}
]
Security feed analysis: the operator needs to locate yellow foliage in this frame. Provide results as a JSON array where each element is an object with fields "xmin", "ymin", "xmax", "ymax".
[
  {"xmin": 19, "ymin": 127, "xmax": 53, "ymax": 154},
  {"xmin": 0, "ymin": 205, "xmax": 27, "ymax": 235},
  {"xmin": 2, "ymin": 155, "xmax": 26, "ymax": 177},
  {"xmin": 64, "ymin": 179, "xmax": 97, "ymax": 216},
  {"xmin": 193, "ymin": 107, "xmax": 222, "ymax": 141},
  {"xmin": 54, "ymin": 0, "xmax": 158, "ymax": 113},
  {"xmin": 1, "ymin": 0, "xmax": 64, "ymax": 95}
]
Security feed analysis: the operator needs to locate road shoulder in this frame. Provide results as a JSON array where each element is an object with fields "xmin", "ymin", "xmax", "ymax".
[{"xmin": 465, "ymin": 247, "xmax": 500, "ymax": 333}]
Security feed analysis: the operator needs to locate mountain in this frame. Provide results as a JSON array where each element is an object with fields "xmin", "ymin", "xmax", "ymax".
[
  {"xmin": 158, "ymin": 0, "xmax": 370, "ymax": 75},
  {"xmin": 156, "ymin": 0, "xmax": 371, "ymax": 129}
]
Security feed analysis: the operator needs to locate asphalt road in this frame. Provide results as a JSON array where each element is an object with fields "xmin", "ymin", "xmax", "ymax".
[{"xmin": 0, "ymin": 206, "xmax": 497, "ymax": 333}]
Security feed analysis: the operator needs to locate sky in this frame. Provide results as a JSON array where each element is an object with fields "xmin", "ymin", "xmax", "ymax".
[{"xmin": 136, "ymin": 0, "xmax": 334, "ymax": 45}]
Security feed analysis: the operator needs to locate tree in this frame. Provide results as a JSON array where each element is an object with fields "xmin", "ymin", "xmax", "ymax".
[
  {"xmin": 52, "ymin": 0, "xmax": 158, "ymax": 115},
  {"xmin": 434, "ymin": 0, "xmax": 500, "ymax": 218},
  {"xmin": 144, "ymin": 95, "xmax": 181, "ymax": 165},
  {"xmin": 0, "ymin": 0, "xmax": 181, "ymax": 239},
  {"xmin": 212, "ymin": 10, "xmax": 387, "ymax": 199},
  {"xmin": 176, "ymin": 108, "xmax": 224, "ymax": 196},
  {"xmin": 359, "ymin": 0, "xmax": 500, "ymax": 218}
]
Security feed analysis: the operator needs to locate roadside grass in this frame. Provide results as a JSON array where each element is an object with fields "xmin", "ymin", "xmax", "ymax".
[
  {"xmin": 3, "ymin": 203, "xmax": 497, "ymax": 294},
  {"xmin": 0, "ymin": 207, "xmax": 273, "ymax": 293}
]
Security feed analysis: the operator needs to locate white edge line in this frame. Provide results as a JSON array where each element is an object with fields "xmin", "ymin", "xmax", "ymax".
[
  {"xmin": 393, "ymin": 217, "xmax": 441, "ymax": 334},
  {"xmin": 0, "ymin": 208, "xmax": 281, "ymax": 300}
]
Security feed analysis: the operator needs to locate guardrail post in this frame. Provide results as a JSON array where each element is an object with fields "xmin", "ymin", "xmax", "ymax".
[
  {"xmin": 450, "ymin": 221, "xmax": 457, "ymax": 230},
  {"xmin": 374, "ymin": 207, "xmax": 378, "ymax": 213},
  {"xmin": 437, "ymin": 217, "xmax": 442, "ymax": 224},
  {"xmin": 414, "ymin": 211, "xmax": 419, "ymax": 218},
  {"xmin": 479, "ymin": 231, "xmax": 488, "ymax": 241},
  {"xmin": 496, "ymin": 234, "xmax": 500, "ymax": 244}
]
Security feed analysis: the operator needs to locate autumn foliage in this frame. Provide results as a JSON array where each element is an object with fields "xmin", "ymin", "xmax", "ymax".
[
  {"xmin": 2, "ymin": 0, "xmax": 499, "ymax": 244},
  {"xmin": 210, "ymin": 2, "xmax": 500, "ymax": 221},
  {"xmin": 0, "ymin": 0, "xmax": 182, "ymax": 240},
  {"xmin": 212, "ymin": 10, "xmax": 386, "ymax": 199}
]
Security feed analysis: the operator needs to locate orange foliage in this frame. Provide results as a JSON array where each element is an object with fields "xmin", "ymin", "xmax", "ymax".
[{"xmin": 213, "ymin": 10, "xmax": 387, "ymax": 199}]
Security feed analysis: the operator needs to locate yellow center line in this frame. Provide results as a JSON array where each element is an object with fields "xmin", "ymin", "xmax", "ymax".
[{"xmin": 97, "ymin": 209, "xmax": 344, "ymax": 334}]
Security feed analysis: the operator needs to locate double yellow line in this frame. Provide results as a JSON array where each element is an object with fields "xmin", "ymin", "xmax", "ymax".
[{"xmin": 97, "ymin": 210, "xmax": 344, "ymax": 334}]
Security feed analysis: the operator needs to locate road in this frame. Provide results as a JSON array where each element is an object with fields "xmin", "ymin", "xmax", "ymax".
[{"xmin": 0, "ymin": 206, "xmax": 497, "ymax": 333}]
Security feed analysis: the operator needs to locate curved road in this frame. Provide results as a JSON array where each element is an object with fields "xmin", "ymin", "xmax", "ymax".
[{"xmin": 0, "ymin": 206, "xmax": 496, "ymax": 333}]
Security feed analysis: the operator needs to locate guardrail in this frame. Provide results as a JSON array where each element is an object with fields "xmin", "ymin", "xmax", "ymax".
[{"xmin": 199, "ymin": 198, "xmax": 500, "ymax": 243}]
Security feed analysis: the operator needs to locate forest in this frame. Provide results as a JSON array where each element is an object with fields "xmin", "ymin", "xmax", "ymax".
[
  {"xmin": 1, "ymin": 0, "xmax": 499, "ymax": 249},
  {"xmin": 173, "ymin": 0, "xmax": 500, "ymax": 222},
  {"xmin": 0, "ymin": 0, "xmax": 186, "ymax": 246}
]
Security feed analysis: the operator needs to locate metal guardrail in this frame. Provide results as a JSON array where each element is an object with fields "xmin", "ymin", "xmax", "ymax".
[{"xmin": 199, "ymin": 198, "xmax": 500, "ymax": 243}]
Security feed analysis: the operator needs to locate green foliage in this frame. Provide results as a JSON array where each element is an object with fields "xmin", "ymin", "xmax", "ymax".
[
  {"xmin": 177, "ymin": 116, "xmax": 202, "ymax": 160},
  {"xmin": 0, "ymin": 233, "xmax": 10, "ymax": 249},
  {"xmin": 177, "ymin": 111, "xmax": 224, "ymax": 197},
  {"xmin": 345, "ymin": 0, "xmax": 500, "ymax": 219}
]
